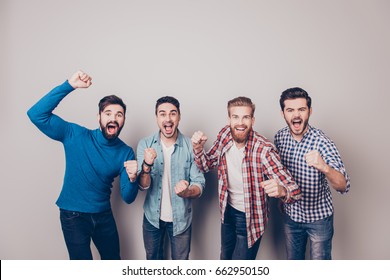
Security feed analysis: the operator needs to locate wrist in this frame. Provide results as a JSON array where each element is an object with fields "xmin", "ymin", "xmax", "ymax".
[
  {"xmin": 193, "ymin": 148, "xmax": 203, "ymax": 156},
  {"xmin": 143, "ymin": 160, "xmax": 153, "ymax": 168},
  {"xmin": 322, "ymin": 164, "xmax": 330, "ymax": 174}
]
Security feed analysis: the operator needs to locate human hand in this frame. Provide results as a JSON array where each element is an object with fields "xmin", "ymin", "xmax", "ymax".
[
  {"xmin": 144, "ymin": 148, "xmax": 157, "ymax": 166},
  {"xmin": 191, "ymin": 131, "xmax": 207, "ymax": 153},
  {"xmin": 260, "ymin": 179, "xmax": 286, "ymax": 198},
  {"xmin": 174, "ymin": 180, "xmax": 190, "ymax": 197},
  {"xmin": 305, "ymin": 150, "xmax": 328, "ymax": 173},
  {"xmin": 124, "ymin": 160, "xmax": 138, "ymax": 182},
  {"xmin": 68, "ymin": 70, "xmax": 92, "ymax": 89}
]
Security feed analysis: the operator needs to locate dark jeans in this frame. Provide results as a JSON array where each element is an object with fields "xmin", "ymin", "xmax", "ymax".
[
  {"xmin": 142, "ymin": 215, "xmax": 191, "ymax": 260},
  {"xmin": 60, "ymin": 208, "xmax": 121, "ymax": 260},
  {"xmin": 284, "ymin": 213, "xmax": 334, "ymax": 260},
  {"xmin": 221, "ymin": 204, "xmax": 261, "ymax": 260}
]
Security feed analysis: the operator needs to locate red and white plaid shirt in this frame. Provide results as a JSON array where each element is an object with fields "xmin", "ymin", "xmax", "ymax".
[{"xmin": 194, "ymin": 125, "xmax": 301, "ymax": 248}]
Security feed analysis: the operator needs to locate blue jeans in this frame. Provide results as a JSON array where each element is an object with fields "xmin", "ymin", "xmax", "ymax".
[
  {"xmin": 220, "ymin": 204, "xmax": 261, "ymax": 260},
  {"xmin": 60, "ymin": 208, "xmax": 121, "ymax": 260},
  {"xmin": 142, "ymin": 215, "xmax": 191, "ymax": 260},
  {"xmin": 284, "ymin": 214, "xmax": 334, "ymax": 260}
]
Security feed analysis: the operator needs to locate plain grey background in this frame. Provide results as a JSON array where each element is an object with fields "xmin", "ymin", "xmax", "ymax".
[{"xmin": 1, "ymin": 0, "xmax": 389, "ymax": 260}]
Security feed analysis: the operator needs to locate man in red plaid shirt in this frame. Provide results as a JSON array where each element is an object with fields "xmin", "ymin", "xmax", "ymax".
[{"xmin": 192, "ymin": 96, "xmax": 301, "ymax": 260}]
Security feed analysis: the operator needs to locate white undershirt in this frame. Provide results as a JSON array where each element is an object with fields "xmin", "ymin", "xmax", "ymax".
[
  {"xmin": 160, "ymin": 141, "xmax": 174, "ymax": 222},
  {"xmin": 226, "ymin": 143, "xmax": 245, "ymax": 212}
]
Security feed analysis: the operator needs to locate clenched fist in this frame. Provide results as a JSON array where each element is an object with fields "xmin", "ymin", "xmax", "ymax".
[
  {"xmin": 144, "ymin": 148, "xmax": 157, "ymax": 166},
  {"xmin": 175, "ymin": 180, "xmax": 190, "ymax": 197},
  {"xmin": 191, "ymin": 131, "xmax": 208, "ymax": 153},
  {"xmin": 305, "ymin": 150, "xmax": 328, "ymax": 173},
  {"xmin": 260, "ymin": 179, "xmax": 286, "ymax": 198},
  {"xmin": 68, "ymin": 70, "xmax": 92, "ymax": 89},
  {"xmin": 124, "ymin": 160, "xmax": 138, "ymax": 182}
]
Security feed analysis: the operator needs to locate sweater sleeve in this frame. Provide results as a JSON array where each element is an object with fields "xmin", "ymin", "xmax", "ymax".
[
  {"xmin": 119, "ymin": 148, "xmax": 139, "ymax": 204},
  {"xmin": 27, "ymin": 81, "xmax": 75, "ymax": 142}
]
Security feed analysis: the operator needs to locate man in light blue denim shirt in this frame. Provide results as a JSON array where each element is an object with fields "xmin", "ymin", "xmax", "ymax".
[{"xmin": 137, "ymin": 96, "xmax": 205, "ymax": 260}]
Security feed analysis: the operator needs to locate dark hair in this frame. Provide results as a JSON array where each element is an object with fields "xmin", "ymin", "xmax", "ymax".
[
  {"xmin": 98, "ymin": 95, "xmax": 126, "ymax": 114},
  {"xmin": 279, "ymin": 87, "xmax": 311, "ymax": 110},
  {"xmin": 155, "ymin": 96, "xmax": 180, "ymax": 115},
  {"xmin": 227, "ymin": 96, "xmax": 255, "ymax": 117}
]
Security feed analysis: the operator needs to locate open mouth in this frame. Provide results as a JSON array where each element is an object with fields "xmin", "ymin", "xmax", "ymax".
[
  {"xmin": 107, "ymin": 122, "xmax": 119, "ymax": 134},
  {"xmin": 235, "ymin": 126, "xmax": 247, "ymax": 133},
  {"xmin": 163, "ymin": 122, "xmax": 174, "ymax": 135},
  {"xmin": 292, "ymin": 118, "xmax": 302, "ymax": 129}
]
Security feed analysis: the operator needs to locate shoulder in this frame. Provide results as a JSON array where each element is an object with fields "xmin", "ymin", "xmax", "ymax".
[
  {"xmin": 115, "ymin": 138, "xmax": 135, "ymax": 158},
  {"xmin": 66, "ymin": 122, "xmax": 90, "ymax": 137},
  {"xmin": 138, "ymin": 132, "xmax": 159, "ymax": 147},
  {"xmin": 217, "ymin": 125, "xmax": 231, "ymax": 139},
  {"xmin": 275, "ymin": 126, "xmax": 290, "ymax": 138},
  {"xmin": 310, "ymin": 127, "xmax": 334, "ymax": 145},
  {"xmin": 178, "ymin": 132, "xmax": 194, "ymax": 150},
  {"xmin": 252, "ymin": 131, "xmax": 277, "ymax": 151}
]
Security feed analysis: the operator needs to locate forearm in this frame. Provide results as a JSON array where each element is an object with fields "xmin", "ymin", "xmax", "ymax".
[
  {"xmin": 139, "ymin": 173, "xmax": 151, "ymax": 190},
  {"xmin": 138, "ymin": 162, "xmax": 152, "ymax": 190},
  {"xmin": 282, "ymin": 183, "xmax": 302, "ymax": 203},
  {"xmin": 323, "ymin": 165, "xmax": 347, "ymax": 192},
  {"xmin": 120, "ymin": 175, "xmax": 138, "ymax": 204},
  {"xmin": 179, "ymin": 184, "xmax": 202, "ymax": 199}
]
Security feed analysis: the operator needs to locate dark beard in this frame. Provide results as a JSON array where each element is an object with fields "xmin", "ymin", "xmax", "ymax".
[{"xmin": 100, "ymin": 121, "xmax": 123, "ymax": 140}]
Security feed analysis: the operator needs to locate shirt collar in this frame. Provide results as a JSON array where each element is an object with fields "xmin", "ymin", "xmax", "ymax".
[{"xmin": 152, "ymin": 129, "xmax": 183, "ymax": 147}]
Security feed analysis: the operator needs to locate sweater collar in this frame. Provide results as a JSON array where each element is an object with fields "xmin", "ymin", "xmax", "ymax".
[{"xmin": 95, "ymin": 128, "xmax": 120, "ymax": 146}]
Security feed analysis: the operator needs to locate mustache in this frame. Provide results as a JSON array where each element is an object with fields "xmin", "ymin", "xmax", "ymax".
[
  {"xmin": 234, "ymin": 125, "xmax": 248, "ymax": 129},
  {"xmin": 107, "ymin": 121, "xmax": 119, "ymax": 127}
]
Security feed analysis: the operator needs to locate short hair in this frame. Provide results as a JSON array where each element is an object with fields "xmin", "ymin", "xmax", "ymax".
[
  {"xmin": 279, "ymin": 87, "xmax": 311, "ymax": 110},
  {"xmin": 227, "ymin": 96, "xmax": 255, "ymax": 117},
  {"xmin": 155, "ymin": 96, "xmax": 180, "ymax": 115},
  {"xmin": 98, "ymin": 95, "xmax": 126, "ymax": 114}
]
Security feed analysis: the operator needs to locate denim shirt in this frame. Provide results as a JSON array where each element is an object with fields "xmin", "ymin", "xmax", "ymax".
[{"xmin": 137, "ymin": 130, "xmax": 205, "ymax": 236}]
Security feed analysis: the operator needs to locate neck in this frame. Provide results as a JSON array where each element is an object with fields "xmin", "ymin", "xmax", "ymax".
[
  {"xmin": 160, "ymin": 132, "xmax": 178, "ymax": 147},
  {"xmin": 291, "ymin": 125, "xmax": 309, "ymax": 142},
  {"xmin": 234, "ymin": 140, "xmax": 246, "ymax": 149}
]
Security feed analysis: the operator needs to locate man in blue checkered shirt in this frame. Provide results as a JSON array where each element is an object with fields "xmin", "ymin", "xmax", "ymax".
[{"xmin": 274, "ymin": 87, "xmax": 350, "ymax": 260}]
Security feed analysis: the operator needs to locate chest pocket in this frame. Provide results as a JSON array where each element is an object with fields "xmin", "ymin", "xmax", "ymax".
[{"xmin": 177, "ymin": 160, "xmax": 191, "ymax": 180}]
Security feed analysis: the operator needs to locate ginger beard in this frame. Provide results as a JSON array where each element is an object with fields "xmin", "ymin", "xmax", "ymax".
[
  {"xmin": 231, "ymin": 124, "xmax": 251, "ymax": 144},
  {"xmin": 228, "ymin": 106, "xmax": 254, "ymax": 145}
]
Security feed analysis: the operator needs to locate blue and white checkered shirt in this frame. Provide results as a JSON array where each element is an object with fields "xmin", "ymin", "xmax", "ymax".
[{"xmin": 274, "ymin": 125, "xmax": 350, "ymax": 223}]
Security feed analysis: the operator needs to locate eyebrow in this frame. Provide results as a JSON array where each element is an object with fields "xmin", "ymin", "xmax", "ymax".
[
  {"xmin": 286, "ymin": 106, "xmax": 307, "ymax": 110},
  {"xmin": 103, "ymin": 109, "xmax": 124, "ymax": 114},
  {"xmin": 158, "ymin": 109, "xmax": 178, "ymax": 114}
]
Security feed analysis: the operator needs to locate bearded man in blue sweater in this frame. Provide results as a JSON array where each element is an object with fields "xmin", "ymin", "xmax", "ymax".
[{"xmin": 27, "ymin": 70, "xmax": 138, "ymax": 260}]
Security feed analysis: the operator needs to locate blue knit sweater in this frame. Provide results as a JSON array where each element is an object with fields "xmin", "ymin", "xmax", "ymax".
[{"xmin": 27, "ymin": 81, "xmax": 138, "ymax": 213}]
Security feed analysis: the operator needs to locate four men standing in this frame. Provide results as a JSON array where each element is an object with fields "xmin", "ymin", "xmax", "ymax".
[{"xmin": 28, "ymin": 71, "xmax": 349, "ymax": 260}]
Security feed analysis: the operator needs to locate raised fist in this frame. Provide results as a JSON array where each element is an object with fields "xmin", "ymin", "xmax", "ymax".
[
  {"xmin": 124, "ymin": 160, "xmax": 138, "ymax": 182},
  {"xmin": 68, "ymin": 70, "xmax": 92, "ymax": 89},
  {"xmin": 191, "ymin": 131, "xmax": 208, "ymax": 153},
  {"xmin": 144, "ymin": 148, "xmax": 157, "ymax": 166}
]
